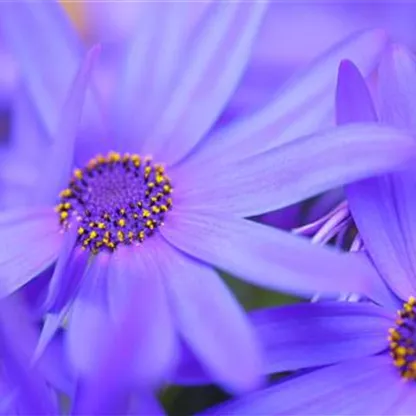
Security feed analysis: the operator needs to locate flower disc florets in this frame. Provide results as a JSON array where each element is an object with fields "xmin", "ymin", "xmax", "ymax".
[
  {"xmin": 56, "ymin": 151, "xmax": 173, "ymax": 254},
  {"xmin": 389, "ymin": 296, "xmax": 416, "ymax": 381}
]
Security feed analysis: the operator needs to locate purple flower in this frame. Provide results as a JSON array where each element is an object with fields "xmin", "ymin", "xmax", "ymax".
[
  {"xmin": 0, "ymin": 0, "xmax": 414, "ymax": 394},
  {"xmin": 197, "ymin": 44, "xmax": 416, "ymax": 415},
  {"xmin": 199, "ymin": 300, "xmax": 416, "ymax": 415}
]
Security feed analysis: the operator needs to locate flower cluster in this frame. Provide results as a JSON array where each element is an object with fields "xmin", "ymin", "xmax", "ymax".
[{"xmin": 0, "ymin": 0, "xmax": 415, "ymax": 414}]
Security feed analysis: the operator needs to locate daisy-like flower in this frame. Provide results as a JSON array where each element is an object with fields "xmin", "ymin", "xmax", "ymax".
[
  {"xmin": 196, "ymin": 45, "xmax": 416, "ymax": 414},
  {"xmin": 1, "ymin": 0, "xmax": 415, "ymax": 393}
]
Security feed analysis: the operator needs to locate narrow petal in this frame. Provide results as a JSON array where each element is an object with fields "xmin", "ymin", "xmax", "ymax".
[
  {"xmin": 0, "ymin": 0, "xmax": 106, "ymax": 154},
  {"xmin": 347, "ymin": 174, "xmax": 416, "ymax": 299},
  {"xmin": 0, "ymin": 207, "xmax": 62, "ymax": 298},
  {"xmin": 42, "ymin": 227, "xmax": 86, "ymax": 313},
  {"xmin": 112, "ymin": 3, "xmax": 190, "ymax": 151},
  {"xmin": 183, "ymin": 28, "xmax": 387, "ymax": 168},
  {"xmin": 33, "ymin": 234, "xmax": 88, "ymax": 364},
  {"xmin": 72, "ymin": 332, "xmax": 158, "ymax": 416},
  {"xmin": 378, "ymin": 44, "xmax": 416, "ymax": 130},
  {"xmin": 336, "ymin": 60, "xmax": 378, "ymax": 124},
  {"xmin": 152, "ymin": 236, "xmax": 262, "ymax": 393},
  {"xmin": 201, "ymin": 356, "xmax": 403, "ymax": 415},
  {"xmin": 249, "ymin": 302, "xmax": 392, "ymax": 374},
  {"xmin": 38, "ymin": 46, "xmax": 100, "ymax": 204},
  {"xmin": 145, "ymin": 0, "xmax": 268, "ymax": 165},
  {"xmin": 0, "ymin": 0, "xmax": 82, "ymax": 139},
  {"xmin": 107, "ymin": 245, "xmax": 177, "ymax": 383},
  {"xmin": 66, "ymin": 253, "xmax": 113, "ymax": 375},
  {"xmin": 338, "ymin": 53, "xmax": 416, "ymax": 298},
  {"xmin": 161, "ymin": 210, "xmax": 392, "ymax": 303},
  {"xmin": 173, "ymin": 123, "xmax": 416, "ymax": 217}
]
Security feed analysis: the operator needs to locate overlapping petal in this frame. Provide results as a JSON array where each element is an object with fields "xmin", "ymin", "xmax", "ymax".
[
  {"xmin": 172, "ymin": 123, "xmax": 416, "ymax": 217},
  {"xmin": 150, "ymin": 235, "xmax": 262, "ymax": 393},
  {"xmin": 337, "ymin": 59, "xmax": 416, "ymax": 299},
  {"xmin": 249, "ymin": 302, "xmax": 392, "ymax": 374},
  {"xmin": 201, "ymin": 356, "xmax": 406, "ymax": 415},
  {"xmin": 38, "ymin": 46, "xmax": 100, "ymax": 204},
  {"xmin": 113, "ymin": 2, "xmax": 190, "ymax": 151},
  {"xmin": 0, "ymin": 0, "xmax": 82, "ymax": 140},
  {"xmin": 181, "ymin": 28, "xmax": 388, "ymax": 168},
  {"xmin": 145, "ymin": 0, "xmax": 268, "ymax": 165},
  {"xmin": 107, "ymin": 244, "xmax": 177, "ymax": 383},
  {"xmin": 0, "ymin": 207, "xmax": 62, "ymax": 298},
  {"xmin": 378, "ymin": 44, "xmax": 416, "ymax": 131},
  {"xmin": 161, "ymin": 209, "xmax": 391, "ymax": 302}
]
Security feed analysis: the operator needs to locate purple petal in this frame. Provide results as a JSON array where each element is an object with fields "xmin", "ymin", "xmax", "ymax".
[
  {"xmin": 336, "ymin": 60, "xmax": 378, "ymax": 124},
  {"xmin": 107, "ymin": 244, "xmax": 177, "ymax": 384},
  {"xmin": 161, "ymin": 210, "xmax": 391, "ymax": 302},
  {"xmin": 184, "ymin": 28, "xmax": 388, "ymax": 167},
  {"xmin": 0, "ymin": 295, "xmax": 58, "ymax": 415},
  {"xmin": 0, "ymin": 207, "xmax": 62, "ymax": 298},
  {"xmin": 38, "ymin": 46, "xmax": 100, "ymax": 204},
  {"xmin": 249, "ymin": 302, "xmax": 392, "ymax": 374},
  {"xmin": 202, "ymin": 356, "xmax": 403, "ymax": 415},
  {"xmin": 33, "ymin": 238, "xmax": 89, "ymax": 365},
  {"xmin": 0, "ymin": 0, "xmax": 82, "ymax": 140},
  {"xmin": 339, "ymin": 50, "xmax": 416, "ymax": 299},
  {"xmin": 146, "ymin": 1, "xmax": 268, "ymax": 165},
  {"xmin": 378, "ymin": 44, "xmax": 416, "ymax": 129},
  {"xmin": 71, "ymin": 269, "xmax": 165, "ymax": 416},
  {"xmin": 112, "ymin": 3, "xmax": 189, "ymax": 151},
  {"xmin": 66, "ymin": 253, "xmax": 113, "ymax": 375},
  {"xmin": 172, "ymin": 122, "xmax": 416, "ymax": 217},
  {"xmin": 0, "ymin": 0, "xmax": 106, "ymax": 158},
  {"xmin": 127, "ymin": 392, "xmax": 166, "ymax": 416},
  {"xmin": 171, "ymin": 341, "xmax": 209, "ymax": 386},
  {"xmin": 37, "ymin": 329, "xmax": 75, "ymax": 397},
  {"xmin": 153, "ymin": 237, "xmax": 262, "ymax": 393},
  {"xmin": 42, "ymin": 227, "xmax": 87, "ymax": 313},
  {"xmin": 347, "ymin": 173, "xmax": 416, "ymax": 299},
  {"xmin": 389, "ymin": 383, "xmax": 416, "ymax": 415}
]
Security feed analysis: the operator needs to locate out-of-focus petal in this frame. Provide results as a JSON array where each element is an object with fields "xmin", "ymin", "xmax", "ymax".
[
  {"xmin": 173, "ymin": 123, "xmax": 416, "ymax": 217},
  {"xmin": 249, "ymin": 302, "xmax": 392, "ymax": 373},
  {"xmin": 161, "ymin": 209, "xmax": 391, "ymax": 302},
  {"xmin": 37, "ymin": 46, "xmax": 100, "ymax": 205},
  {"xmin": 347, "ymin": 173, "xmax": 416, "ymax": 299},
  {"xmin": 0, "ymin": 207, "xmax": 62, "ymax": 298},
  {"xmin": 145, "ymin": 1, "xmax": 268, "ymax": 165},
  {"xmin": 42, "ymin": 228, "xmax": 87, "ymax": 314},
  {"xmin": 153, "ymin": 237, "xmax": 262, "ymax": 393},
  {"xmin": 0, "ymin": 0, "xmax": 82, "ymax": 140},
  {"xmin": 66, "ymin": 254, "xmax": 111, "ymax": 375},
  {"xmin": 378, "ymin": 44, "xmax": 416, "ymax": 130},
  {"xmin": 0, "ymin": 295, "xmax": 58, "ymax": 415},
  {"xmin": 107, "ymin": 244, "xmax": 177, "ymax": 384},
  {"xmin": 112, "ymin": 3, "xmax": 190, "ymax": 151},
  {"xmin": 338, "ymin": 56, "xmax": 416, "ymax": 299},
  {"xmin": 183, "ymin": 28, "xmax": 388, "ymax": 167},
  {"xmin": 200, "ymin": 356, "xmax": 404, "ymax": 415}
]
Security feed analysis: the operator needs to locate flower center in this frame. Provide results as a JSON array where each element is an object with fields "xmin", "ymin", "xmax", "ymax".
[
  {"xmin": 389, "ymin": 296, "xmax": 416, "ymax": 380},
  {"xmin": 56, "ymin": 152, "xmax": 173, "ymax": 254}
]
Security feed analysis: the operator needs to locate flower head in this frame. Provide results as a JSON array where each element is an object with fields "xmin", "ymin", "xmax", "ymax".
[
  {"xmin": 198, "ymin": 43, "xmax": 416, "ymax": 415},
  {"xmin": 1, "ymin": 0, "xmax": 415, "ymax": 394}
]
